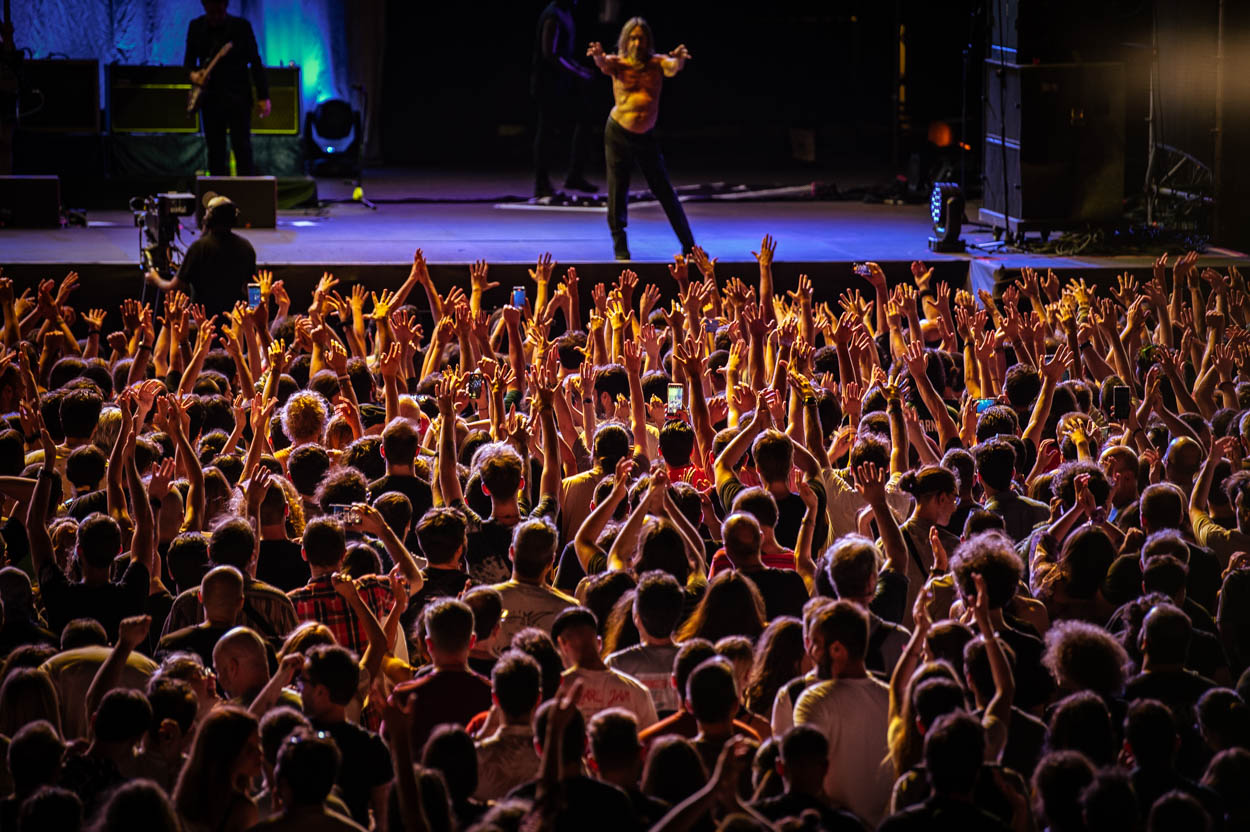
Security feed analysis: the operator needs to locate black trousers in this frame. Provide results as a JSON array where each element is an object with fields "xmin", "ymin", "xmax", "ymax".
[
  {"xmin": 604, "ymin": 117, "xmax": 694, "ymax": 251},
  {"xmin": 201, "ymin": 97, "xmax": 255, "ymax": 177},
  {"xmin": 533, "ymin": 88, "xmax": 590, "ymax": 185}
]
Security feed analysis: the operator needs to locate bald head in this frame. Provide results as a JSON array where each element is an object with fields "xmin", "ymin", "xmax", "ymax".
[
  {"xmin": 722, "ymin": 512, "xmax": 762, "ymax": 566},
  {"xmin": 1164, "ymin": 436, "xmax": 1202, "ymax": 486},
  {"xmin": 200, "ymin": 565, "xmax": 245, "ymax": 626},
  {"xmin": 212, "ymin": 626, "xmax": 268, "ymax": 700}
]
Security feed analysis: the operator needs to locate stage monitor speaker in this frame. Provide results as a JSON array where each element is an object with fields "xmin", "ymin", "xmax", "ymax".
[
  {"xmin": 0, "ymin": 176, "xmax": 61, "ymax": 228},
  {"xmin": 195, "ymin": 176, "xmax": 277, "ymax": 228},
  {"xmin": 981, "ymin": 60, "xmax": 1125, "ymax": 234},
  {"xmin": 20, "ymin": 60, "xmax": 100, "ymax": 133}
]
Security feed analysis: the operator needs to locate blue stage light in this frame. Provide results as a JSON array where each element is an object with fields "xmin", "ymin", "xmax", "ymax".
[{"xmin": 928, "ymin": 182, "xmax": 965, "ymax": 253}]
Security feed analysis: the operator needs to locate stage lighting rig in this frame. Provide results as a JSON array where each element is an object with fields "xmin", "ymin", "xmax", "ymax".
[
  {"xmin": 928, "ymin": 182, "xmax": 966, "ymax": 253},
  {"xmin": 305, "ymin": 98, "xmax": 361, "ymax": 174}
]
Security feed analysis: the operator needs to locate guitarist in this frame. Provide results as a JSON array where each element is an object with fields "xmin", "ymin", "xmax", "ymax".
[{"xmin": 184, "ymin": 0, "xmax": 270, "ymax": 176}]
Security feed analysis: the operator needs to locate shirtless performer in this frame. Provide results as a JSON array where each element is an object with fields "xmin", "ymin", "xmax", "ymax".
[{"xmin": 588, "ymin": 18, "xmax": 695, "ymax": 261}]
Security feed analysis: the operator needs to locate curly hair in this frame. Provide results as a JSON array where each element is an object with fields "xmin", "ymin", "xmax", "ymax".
[
  {"xmin": 280, "ymin": 390, "xmax": 329, "ymax": 445},
  {"xmin": 1043, "ymin": 619, "xmax": 1129, "ymax": 697},
  {"xmin": 951, "ymin": 531, "xmax": 1022, "ymax": 609}
]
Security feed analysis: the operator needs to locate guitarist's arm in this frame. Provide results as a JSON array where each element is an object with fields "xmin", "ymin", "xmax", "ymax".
[{"xmin": 243, "ymin": 20, "xmax": 270, "ymax": 116}]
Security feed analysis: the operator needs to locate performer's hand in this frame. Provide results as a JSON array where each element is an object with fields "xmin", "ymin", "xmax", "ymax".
[
  {"xmin": 669, "ymin": 44, "xmax": 691, "ymax": 61},
  {"xmin": 258, "ymin": 99, "xmax": 272, "ymax": 118},
  {"xmin": 190, "ymin": 69, "xmax": 206, "ymax": 86},
  {"xmin": 587, "ymin": 42, "xmax": 605, "ymax": 60}
]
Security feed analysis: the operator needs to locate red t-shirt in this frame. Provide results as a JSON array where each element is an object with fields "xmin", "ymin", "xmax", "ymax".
[{"xmin": 708, "ymin": 547, "xmax": 797, "ymax": 578}]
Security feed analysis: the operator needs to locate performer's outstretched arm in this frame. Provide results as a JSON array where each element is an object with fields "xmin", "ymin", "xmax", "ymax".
[
  {"xmin": 587, "ymin": 42, "xmax": 621, "ymax": 76},
  {"xmin": 661, "ymin": 44, "xmax": 691, "ymax": 77}
]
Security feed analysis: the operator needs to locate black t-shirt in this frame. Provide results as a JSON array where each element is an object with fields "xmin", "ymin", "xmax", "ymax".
[
  {"xmin": 39, "ymin": 560, "xmax": 149, "ymax": 640},
  {"xmin": 156, "ymin": 623, "xmax": 231, "ymax": 667},
  {"xmin": 878, "ymin": 796, "xmax": 1010, "ymax": 832},
  {"xmin": 718, "ymin": 476, "xmax": 828, "ymax": 553},
  {"xmin": 410, "ymin": 566, "xmax": 469, "ymax": 613},
  {"xmin": 754, "ymin": 792, "xmax": 867, "ymax": 831},
  {"xmin": 174, "ymin": 229, "xmax": 256, "ymax": 318},
  {"xmin": 998, "ymin": 618, "xmax": 1055, "ymax": 711},
  {"xmin": 370, "ymin": 473, "xmax": 434, "ymax": 524},
  {"xmin": 314, "ymin": 718, "xmax": 394, "ymax": 827},
  {"xmin": 184, "ymin": 13, "xmax": 268, "ymax": 104},
  {"xmin": 461, "ymin": 495, "xmax": 558, "ymax": 587},
  {"xmin": 1104, "ymin": 546, "xmax": 1222, "ymax": 615},
  {"xmin": 738, "ymin": 567, "xmax": 808, "ymax": 620},
  {"xmin": 255, "ymin": 538, "xmax": 310, "ymax": 592},
  {"xmin": 507, "ymin": 776, "xmax": 639, "ymax": 832},
  {"xmin": 1125, "ymin": 670, "xmax": 1216, "ymax": 719}
]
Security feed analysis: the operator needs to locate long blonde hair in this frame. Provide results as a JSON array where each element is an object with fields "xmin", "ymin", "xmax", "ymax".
[{"xmin": 617, "ymin": 16, "xmax": 654, "ymax": 61}]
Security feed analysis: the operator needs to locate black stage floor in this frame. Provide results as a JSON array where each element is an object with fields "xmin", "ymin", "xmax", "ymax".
[{"xmin": 3, "ymin": 168, "xmax": 1247, "ymax": 316}]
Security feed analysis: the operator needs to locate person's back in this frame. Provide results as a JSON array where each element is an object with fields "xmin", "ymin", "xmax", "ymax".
[
  {"xmin": 606, "ymin": 642, "xmax": 680, "ymax": 715},
  {"xmin": 391, "ymin": 599, "xmax": 493, "ymax": 749},
  {"xmin": 554, "ymin": 608, "xmax": 658, "ymax": 730},
  {"xmin": 248, "ymin": 728, "xmax": 366, "ymax": 832},
  {"xmin": 474, "ymin": 651, "xmax": 542, "ymax": 801},
  {"xmin": 792, "ymin": 601, "xmax": 892, "ymax": 826},
  {"xmin": 177, "ymin": 226, "xmax": 256, "ymax": 318}
]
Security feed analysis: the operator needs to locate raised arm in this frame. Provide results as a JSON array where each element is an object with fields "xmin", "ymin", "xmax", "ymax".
[
  {"xmin": 795, "ymin": 480, "xmax": 820, "ymax": 591},
  {"xmin": 902, "ymin": 341, "xmax": 959, "ymax": 449},
  {"xmin": 660, "ymin": 43, "xmax": 691, "ymax": 77},
  {"xmin": 27, "ymin": 423, "xmax": 58, "ymax": 579},
  {"xmin": 355, "ymin": 502, "xmax": 426, "ymax": 585},
  {"xmin": 1022, "ymin": 346, "xmax": 1071, "ymax": 450},
  {"xmin": 435, "ymin": 373, "xmax": 463, "ymax": 506},
  {"xmin": 753, "ymin": 234, "xmax": 777, "ymax": 325},
  {"xmin": 970, "ymin": 573, "xmax": 1014, "ymax": 761},
  {"xmin": 161, "ymin": 396, "xmax": 204, "ymax": 534},
  {"xmin": 574, "ymin": 458, "xmax": 632, "ymax": 571},
  {"xmin": 85, "ymin": 615, "xmax": 151, "ymax": 731},
  {"xmin": 587, "ymin": 41, "xmax": 622, "ymax": 76},
  {"xmin": 713, "ymin": 403, "xmax": 769, "ymax": 490},
  {"xmin": 856, "ymin": 462, "xmax": 907, "ymax": 576},
  {"xmin": 122, "ymin": 400, "xmax": 156, "ymax": 575},
  {"xmin": 608, "ymin": 472, "xmax": 667, "ymax": 572},
  {"xmin": 533, "ymin": 360, "xmax": 562, "ymax": 504},
  {"xmin": 1191, "ymin": 436, "xmax": 1236, "ymax": 521}
]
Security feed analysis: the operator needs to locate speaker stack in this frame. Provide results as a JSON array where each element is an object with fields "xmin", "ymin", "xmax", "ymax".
[{"xmin": 980, "ymin": 0, "xmax": 1125, "ymax": 241}]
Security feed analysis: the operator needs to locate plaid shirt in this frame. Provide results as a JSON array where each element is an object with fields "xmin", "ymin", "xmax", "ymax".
[{"xmin": 288, "ymin": 574, "xmax": 393, "ymax": 657}]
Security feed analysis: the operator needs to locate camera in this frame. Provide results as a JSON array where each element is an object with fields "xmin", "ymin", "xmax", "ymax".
[{"xmin": 130, "ymin": 192, "xmax": 195, "ymax": 275}]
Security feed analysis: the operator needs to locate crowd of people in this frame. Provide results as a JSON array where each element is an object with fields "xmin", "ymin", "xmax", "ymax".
[{"xmin": 0, "ymin": 238, "xmax": 1246, "ymax": 832}]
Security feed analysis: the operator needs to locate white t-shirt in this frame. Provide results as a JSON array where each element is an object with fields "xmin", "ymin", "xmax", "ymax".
[
  {"xmin": 489, "ymin": 579, "xmax": 577, "ymax": 656},
  {"xmin": 605, "ymin": 643, "xmax": 680, "ymax": 715},
  {"xmin": 793, "ymin": 675, "xmax": 892, "ymax": 827},
  {"xmin": 560, "ymin": 666, "xmax": 659, "ymax": 730}
]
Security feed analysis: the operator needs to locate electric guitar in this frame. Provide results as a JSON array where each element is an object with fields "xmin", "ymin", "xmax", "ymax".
[{"xmin": 186, "ymin": 41, "xmax": 233, "ymax": 114}]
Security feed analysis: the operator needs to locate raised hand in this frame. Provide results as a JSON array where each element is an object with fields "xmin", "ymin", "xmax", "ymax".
[
  {"xmin": 1111, "ymin": 273, "xmax": 1138, "ymax": 308},
  {"xmin": 616, "ymin": 268, "xmax": 639, "ymax": 311},
  {"xmin": 854, "ymin": 461, "xmax": 887, "ymax": 503},
  {"xmin": 690, "ymin": 244, "xmax": 717, "ymax": 280},
  {"xmin": 910, "ymin": 260, "xmax": 933, "ymax": 293},
  {"xmin": 528, "ymin": 252, "xmax": 555, "ymax": 285},
  {"xmin": 752, "ymin": 233, "xmax": 777, "ymax": 266},
  {"xmin": 116, "ymin": 615, "xmax": 151, "ymax": 651},
  {"xmin": 469, "ymin": 259, "xmax": 498, "ymax": 295}
]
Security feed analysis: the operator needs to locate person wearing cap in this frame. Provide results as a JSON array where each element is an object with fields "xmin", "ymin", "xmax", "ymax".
[{"xmin": 145, "ymin": 194, "xmax": 257, "ymax": 318}]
